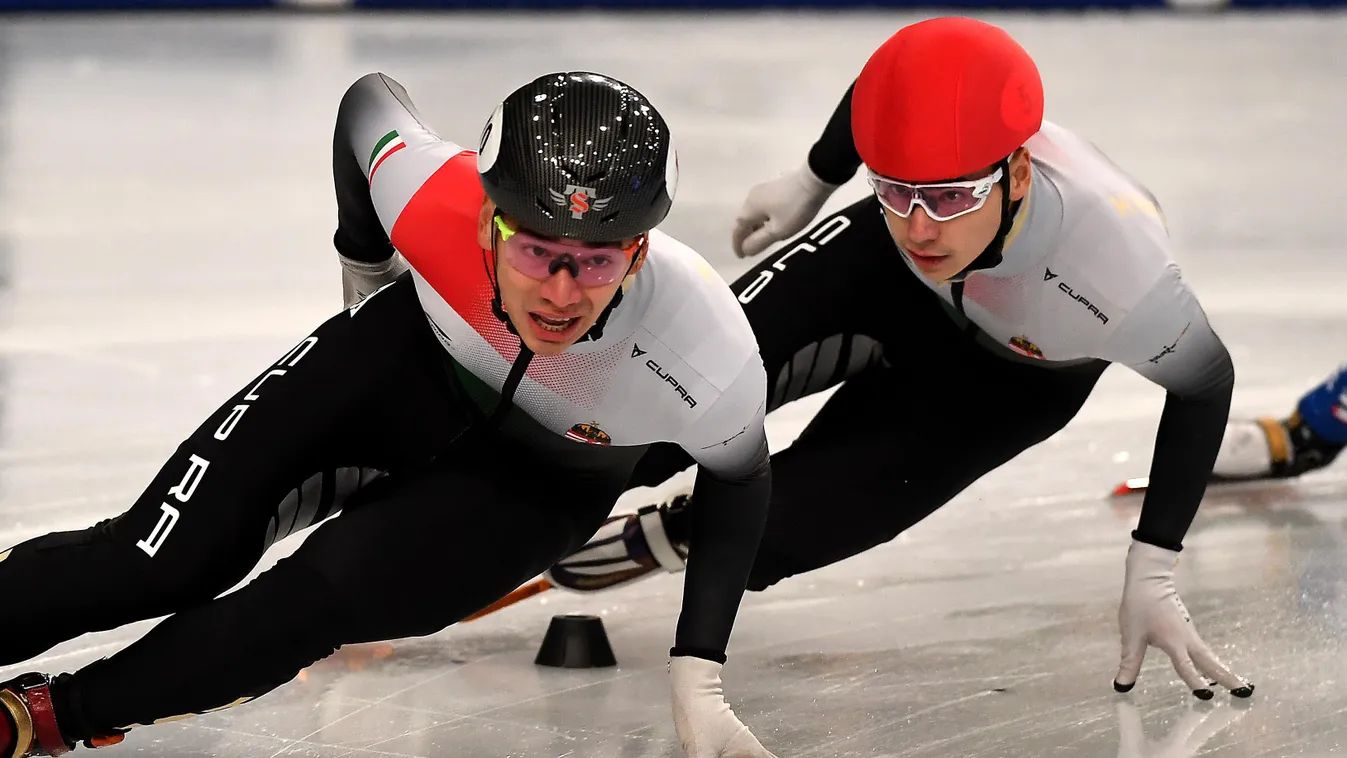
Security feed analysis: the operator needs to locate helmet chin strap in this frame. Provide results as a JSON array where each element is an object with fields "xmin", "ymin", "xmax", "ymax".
[{"xmin": 947, "ymin": 156, "xmax": 1018, "ymax": 283}]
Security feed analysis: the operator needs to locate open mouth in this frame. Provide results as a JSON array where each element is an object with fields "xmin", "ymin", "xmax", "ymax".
[
  {"xmin": 529, "ymin": 312, "xmax": 582, "ymax": 340},
  {"xmin": 905, "ymin": 249, "xmax": 947, "ymax": 270}
]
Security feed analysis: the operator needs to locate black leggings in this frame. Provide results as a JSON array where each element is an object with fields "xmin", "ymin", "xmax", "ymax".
[
  {"xmin": 0, "ymin": 275, "xmax": 624, "ymax": 741},
  {"xmin": 628, "ymin": 195, "xmax": 1107, "ymax": 590}
]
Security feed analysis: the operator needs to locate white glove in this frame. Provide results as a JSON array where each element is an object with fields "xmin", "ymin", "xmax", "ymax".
[
  {"xmin": 731, "ymin": 162, "xmax": 841, "ymax": 258},
  {"xmin": 670, "ymin": 656, "xmax": 777, "ymax": 758},
  {"xmin": 1114, "ymin": 540, "xmax": 1254, "ymax": 699},
  {"xmin": 340, "ymin": 252, "xmax": 410, "ymax": 309}
]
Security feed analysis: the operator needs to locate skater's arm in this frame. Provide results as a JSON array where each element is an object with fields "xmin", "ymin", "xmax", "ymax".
[
  {"xmin": 805, "ymin": 80, "xmax": 863, "ymax": 185},
  {"xmin": 331, "ymin": 72, "xmax": 462, "ymax": 264},
  {"xmin": 1105, "ymin": 264, "xmax": 1234, "ymax": 550},
  {"xmin": 669, "ymin": 356, "xmax": 772, "ymax": 661}
]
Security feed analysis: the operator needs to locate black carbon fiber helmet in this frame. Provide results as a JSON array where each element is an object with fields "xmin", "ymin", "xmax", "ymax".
[{"xmin": 477, "ymin": 72, "xmax": 677, "ymax": 243}]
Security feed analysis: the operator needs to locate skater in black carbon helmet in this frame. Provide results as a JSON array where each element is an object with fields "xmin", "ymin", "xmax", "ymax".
[{"xmin": 0, "ymin": 71, "xmax": 778, "ymax": 758}]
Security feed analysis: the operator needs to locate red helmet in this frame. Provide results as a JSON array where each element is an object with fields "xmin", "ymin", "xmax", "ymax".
[{"xmin": 852, "ymin": 17, "xmax": 1044, "ymax": 183}]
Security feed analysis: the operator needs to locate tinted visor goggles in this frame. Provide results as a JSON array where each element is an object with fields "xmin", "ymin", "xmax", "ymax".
[{"xmin": 494, "ymin": 215, "xmax": 642, "ymax": 288}]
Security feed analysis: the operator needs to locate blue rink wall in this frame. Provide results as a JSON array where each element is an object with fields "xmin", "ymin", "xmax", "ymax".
[{"xmin": 3, "ymin": 0, "xmax": 1345, "ymax": 10}]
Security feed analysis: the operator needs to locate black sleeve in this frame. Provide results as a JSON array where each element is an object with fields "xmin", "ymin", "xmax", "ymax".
[
  {"xmin": 332, "ymin": 77, "xmax": 397, "ymax": 265},
  {"xmin": 805, "ymin": 80, "xmax": 863, "ymax": 186},
  {"xmin": 668, "ymin": 446, "xmax": 771, "ymax": 663},
  {"xmin": 1133, "ymin": 348, "xmax": 1235, "ymax": 551}
]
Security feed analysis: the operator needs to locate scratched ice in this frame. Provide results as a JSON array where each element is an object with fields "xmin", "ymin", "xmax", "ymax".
[{"xmin": 2, "ymin": 11, "xmax": 1346, "ymax": 757}]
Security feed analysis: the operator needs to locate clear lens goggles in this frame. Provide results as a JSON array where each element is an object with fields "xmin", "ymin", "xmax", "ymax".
[
  {"xmin": 867, "ymin": 166, "xmax": 1003, "ymax": 222},
  {"xmin": 495, "ymin": 215, "xmax": 642, "ymax": 288}
]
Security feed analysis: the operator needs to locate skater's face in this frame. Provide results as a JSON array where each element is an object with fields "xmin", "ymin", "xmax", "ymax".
[
  {"xmin": 480, "ymin": 201, "xmax": 646, "ymax": 357},
  {"xmin": 876, "ymin": 148, "xmax": 1032, "ymax": 283}
]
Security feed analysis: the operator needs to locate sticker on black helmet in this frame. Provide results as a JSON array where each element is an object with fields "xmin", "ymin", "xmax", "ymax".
[
  {"xmin": 477, "ymin": 103, "xmax": 504, "ymax": 173},
  {"xmin": 549, "ymin": 184, "xmax": 613, "ymax": 220}
]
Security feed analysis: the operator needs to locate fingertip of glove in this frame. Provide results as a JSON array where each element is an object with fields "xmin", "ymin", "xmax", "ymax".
[
  {"xmin": 1193, "ymin": 688, "xmax": 1214, "ymax": 701},
  {"xmin": 1113, "ymin": 680, "xmax": 1134, "ymax": 693},
  {"xmin": 1231, "ymin": 684, "xmax": 1255, "ymax": 699}
]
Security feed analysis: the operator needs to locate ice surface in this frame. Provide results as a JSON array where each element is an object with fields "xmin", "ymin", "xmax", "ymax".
[{"xmin": 1, "ymin": 11, "xmax": 1346, "ymax": 756}]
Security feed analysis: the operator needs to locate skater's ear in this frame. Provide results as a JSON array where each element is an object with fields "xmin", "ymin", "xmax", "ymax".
[
  {"xmin": 478, "ymin": 197, "xmax": 497, "ymax": 250},
  {"xmin": 1009, "ymin": 147, "xmax": 1032, "ymax": 202}
]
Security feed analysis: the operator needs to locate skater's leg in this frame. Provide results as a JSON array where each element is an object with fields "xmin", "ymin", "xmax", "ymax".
[
  {"xmin": 0, "ymin": 274, "xmax": 464, "ymax": 665},
  {"xmin": 740, "ymin": 357, "xmax": 1104, "ymax": 589},
  {"xmin": 35, "ymin": 451, "xmax": 619, "ymax": 746}
]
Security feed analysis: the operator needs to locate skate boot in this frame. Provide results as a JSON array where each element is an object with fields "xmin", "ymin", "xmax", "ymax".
[
  {"xmin": 546, "ymin": 490, "xmax": 691, "ymax": 592},
  {"xmin": 1213, "ymin": 411, "xmax": 1345, "ymax": 481},
  {"xmin": 0, "ymin": 674, "xmax": 124, "ymax": 757}
]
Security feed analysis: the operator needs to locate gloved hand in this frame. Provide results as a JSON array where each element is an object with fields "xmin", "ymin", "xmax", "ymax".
[
  {"xmin": 731, "ymin": 162, "xmax": 841, "ymax": 258},
  {"xmin": 1114, "ymin": 540, "xmax": 1254, "ymax": 700},
  {"xmin": 339, "ymin": 252, "xmax": 410, "ymax": 309},
  {"xmin": 670, "ymin": 656, "xmax": 777, "ymax": 758}
]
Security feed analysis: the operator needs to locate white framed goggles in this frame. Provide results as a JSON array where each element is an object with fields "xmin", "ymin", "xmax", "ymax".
[{"xmin": 866, "ymin": 165, "xmax": 1003, "ymax": 222}]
